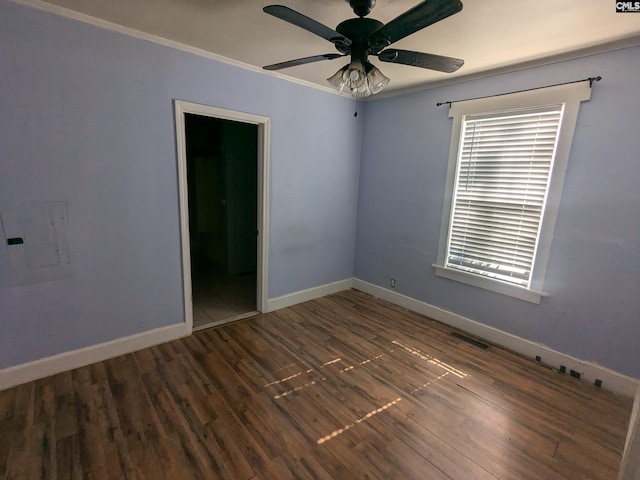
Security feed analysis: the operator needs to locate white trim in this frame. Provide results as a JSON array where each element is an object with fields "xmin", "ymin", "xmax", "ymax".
[
  {"xmin": 11, "ymin": 0, "xmax": 640, "ymax": 101},
  {"xmin": 173, "ymin": 100, "xmax": 270, "ymax": 330},
  {"xmin": 266, "ymin": 278, "xmax": 353, "ymax": 312},
  {"xmin": 368, "ymin": 36, "xmax": 640, "ymax": 101},
  {"xmin": 3, "ymin": 278, "xmax": 637, "ymax": 399},
  {"xmin": 174, "ymin": 101, "xmax": 193, "ymax": 333},
  {"xmin": 257, "ymin": 120, "xmax": 270, "ymax": 313},
  {"xmin": 0, "ymin": 323, "xmax": 188, "ymax": 391},
  {"xmin": 8, "ymin": 0, "xmax": 338, "ymax": 96},
  {"xmin": 435, "ymin": 81, "xmax": 592, "ymax": 303},
  {"xmin": 352, "ymin": 278, "xmax": 639, "ymax": 397},
  {"xmin": 433, "ymin": 265, "xmax": 548, "ymax": 304},
  {"xmin": 619, "ymin": 385, "xmax": 640, "ymax": 480}
]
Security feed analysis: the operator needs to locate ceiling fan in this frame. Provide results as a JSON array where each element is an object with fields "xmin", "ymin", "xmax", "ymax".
[{"xmin": 263, "ymin": 0, "xmax": 464, "ymax": 97}]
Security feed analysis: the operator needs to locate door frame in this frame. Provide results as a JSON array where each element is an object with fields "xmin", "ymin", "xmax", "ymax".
[{"xmin": 174, "ymin": 100, "xmax": 270, "ymax": 332}]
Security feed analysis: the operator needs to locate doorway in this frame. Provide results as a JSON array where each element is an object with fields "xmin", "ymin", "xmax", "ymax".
[{"xmin": 174, "ymin": 101, "xmax": 269, "ymax": 332}]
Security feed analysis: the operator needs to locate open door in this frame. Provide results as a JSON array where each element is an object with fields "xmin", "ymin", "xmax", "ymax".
[{"xmin": 174, "ymin": 101, "xmax": 269, "ymax": 332}]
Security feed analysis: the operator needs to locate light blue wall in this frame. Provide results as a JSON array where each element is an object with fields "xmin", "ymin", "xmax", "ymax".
[
  {"xmin": 0, "ymin": 1, "xmax": 362, "ymax": 368},
  {"xmin": 355, "ymin": 46, "xmax": 640, "ymax": 377},
  {"xmin": 2, "ymin": 1, "xmax": 638, "ymax": 379}
]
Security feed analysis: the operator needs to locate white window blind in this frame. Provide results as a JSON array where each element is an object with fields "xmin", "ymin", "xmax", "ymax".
[{"xmin": 445, "ymin": 105, "xmax": 564, "ymax": 288}]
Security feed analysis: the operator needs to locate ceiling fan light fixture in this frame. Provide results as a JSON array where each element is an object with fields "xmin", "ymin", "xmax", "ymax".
[
  {"xmin": 364, "ymin": 62, "xmax": 390, "ymax": 95},
  {"xmin": 327, "ymin": 64, "xmax": 351, "ymax": 94},
  {"xmin": 327, "ymin": 60, "xmax": 369, "ymax": 97},
  {"xmin": 327, "ymin": 60, "xmax": 389, "ymax": 97}
]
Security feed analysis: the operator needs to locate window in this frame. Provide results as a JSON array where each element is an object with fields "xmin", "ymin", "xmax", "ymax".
[{"xmin": 434, "ymin": 82, "xmax": 592, "ymax": 303}]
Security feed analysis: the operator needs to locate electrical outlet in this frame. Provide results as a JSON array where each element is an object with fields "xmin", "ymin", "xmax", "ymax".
[{"xmin": 390, "ymin": 278, "xmax": 396, "ymax": 288}]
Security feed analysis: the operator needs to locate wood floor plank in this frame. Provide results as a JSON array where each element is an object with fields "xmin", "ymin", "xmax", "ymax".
[
  {"xmin": 71, "ymin": 369, "xmax": 109, "ymax": 479},
  {"xmin": 0, "ymin": 289, "xmax": 632, "ymax": 479},
  {"xmin": 55, "ymin": 434, "xmax": 83, "ymax": 480}
]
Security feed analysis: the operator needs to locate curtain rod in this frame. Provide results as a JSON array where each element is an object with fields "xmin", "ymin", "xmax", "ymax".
[{"xmin": 436, "ymin": 76, "xmax": 602, "ymax": 107}]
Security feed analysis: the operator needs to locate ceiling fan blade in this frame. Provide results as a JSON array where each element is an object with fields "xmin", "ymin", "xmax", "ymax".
[
  {"xmin": 263, "ymin": 5, "xmax": 351, "ymax": 47},
  {"xmin": 378, "ymin": 49, "xmax": 463, "ymax": 73},
  {"xmin": 368, "ymin": 0, "xmax": 463, "ymax": 51},
  {"xmin": 263, "ymin": 53, "xmax": 345, "ymax": 71}
]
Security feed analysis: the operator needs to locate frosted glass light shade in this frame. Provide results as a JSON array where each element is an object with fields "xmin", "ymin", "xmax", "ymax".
[
  {"xmin": 365, "ymin": 63, "xmax": 390, "ymax": 95},
  {"xmin": 327, "ymin": 60, "xmax": 389, "ymax": 97}
]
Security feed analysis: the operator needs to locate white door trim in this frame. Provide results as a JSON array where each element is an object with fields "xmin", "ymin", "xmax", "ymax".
[{"xmin": 173, "ymin": 100, "xmax": 270, "ymax": 333}]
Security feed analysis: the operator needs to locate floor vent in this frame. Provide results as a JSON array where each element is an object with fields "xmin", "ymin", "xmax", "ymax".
[{"xmin": 450, "ymin": 332, "xmax": 489, "ymax": 350}]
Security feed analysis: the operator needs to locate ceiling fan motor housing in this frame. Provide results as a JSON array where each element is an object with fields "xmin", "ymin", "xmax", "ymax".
[{"xmin": 336, "ymin": 18, "xmax": 385, "ymax": 61}]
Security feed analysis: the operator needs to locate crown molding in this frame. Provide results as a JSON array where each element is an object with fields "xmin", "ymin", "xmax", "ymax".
[
  {"xmin": 9, "ymin": 1, "xmax": 640, "ymax": 104},
  {"xmin": 368, "ymin": 33, "xmax": 640, "ymax": 101},
  {"xmin": 7, "ymin": 0, "xmax": 340, "ymax": 96}
]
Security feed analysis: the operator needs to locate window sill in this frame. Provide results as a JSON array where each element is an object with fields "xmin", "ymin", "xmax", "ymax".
[{"xmin": 433, "ymin": 265, "xmax": 549, "ymax": 304}]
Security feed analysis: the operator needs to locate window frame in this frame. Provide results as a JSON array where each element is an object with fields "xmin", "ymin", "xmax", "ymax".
[{"xmin": 434, "ymin": 82, "xmax": 592, "ymax": 304}]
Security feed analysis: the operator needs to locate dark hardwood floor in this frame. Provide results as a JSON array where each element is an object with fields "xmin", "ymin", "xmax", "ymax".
[{"xmin": 0, "ymin": 289, "xmax": 632, "ymax": 479}]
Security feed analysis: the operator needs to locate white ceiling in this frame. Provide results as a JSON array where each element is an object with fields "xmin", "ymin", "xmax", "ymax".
[{"xmin": 38, "ymin": 0, "xmax": 640, "ymax": 95}]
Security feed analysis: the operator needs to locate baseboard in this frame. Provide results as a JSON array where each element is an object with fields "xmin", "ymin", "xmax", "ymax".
[
  {"xmin": 0, "ymin": 323, "xmax": 189, "ymax": 391},
  {"xmin": 4, "ymin": 279, "xmax": 636, "ymax": 397},
  {"xmin": 619, "ymin": 386, "xmax": 640, "ymax": 479},
  {"xmin": 267, "ymin": 278, "xmax": 353, "ymax": 312},
  {"xmin": 352, "ymin": 278, "xmax": 639, "ymax": 397},
  {"xmin": 1, "ymin": 278, "xmax": 349, "ymax": 391}
]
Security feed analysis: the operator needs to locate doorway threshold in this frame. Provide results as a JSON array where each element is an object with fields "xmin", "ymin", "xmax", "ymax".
[{"xmin": 192, "ymin": 310, "xmax": 260, "ymax": 332}]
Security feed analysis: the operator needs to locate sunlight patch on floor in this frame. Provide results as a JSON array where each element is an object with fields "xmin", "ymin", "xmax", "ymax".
[
  {"xmin": 265, "ymin": 354, "xmax": 386, "ymax": 397},
  {"xmin": 263, "ymin": 370, "xmax": 311, "ymax": 388},
  {"xmin": 392, "ymin": 339, "xmax": 467, "ymax": 378},
  {"xmin": 317, "ymin": 397, "xmax": 403, "ymax": 445},
  {"xmin": 262, "ymin": 343, "xmax": 468, "ymax": 445}
]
